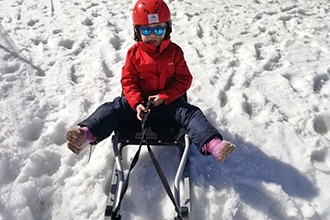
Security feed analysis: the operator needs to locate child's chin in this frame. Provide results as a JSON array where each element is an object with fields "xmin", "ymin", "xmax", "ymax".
[{"xmin": 146, "ymin": 41, "xmax": 159, "ymax": 46}]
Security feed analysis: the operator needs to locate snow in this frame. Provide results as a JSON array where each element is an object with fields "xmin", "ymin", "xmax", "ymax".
[{"xmin": 0, "ymin": 0, "xmax": 329, "ymax": 219}]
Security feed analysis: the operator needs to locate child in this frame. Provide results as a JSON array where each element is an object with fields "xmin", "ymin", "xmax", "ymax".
[{"xmin": 65, "ymin": 0, "xmax": 235, "ymax": 163}]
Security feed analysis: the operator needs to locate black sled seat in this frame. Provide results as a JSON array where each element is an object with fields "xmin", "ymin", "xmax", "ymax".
[{"xmin": 105, "ymin": 113, "xmax": 191, "ymax": 220}]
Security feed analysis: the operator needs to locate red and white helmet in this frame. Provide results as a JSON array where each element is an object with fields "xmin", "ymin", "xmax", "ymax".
[{"xmin": 132, "ymin": 0, "xmax": 171, "ymax": 26}]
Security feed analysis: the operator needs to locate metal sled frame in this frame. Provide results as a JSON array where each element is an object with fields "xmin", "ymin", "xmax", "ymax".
[{"xmin": 105, "ymin": 122, "xmax": 191, "ymax": 220}]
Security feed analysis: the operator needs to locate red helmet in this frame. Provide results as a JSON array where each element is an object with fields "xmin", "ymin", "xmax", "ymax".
[{"xmin": 132, "ymin": 0, "xmax": 171, "ymax": 26}]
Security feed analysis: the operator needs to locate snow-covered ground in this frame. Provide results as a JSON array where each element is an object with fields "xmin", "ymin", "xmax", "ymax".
[{"xmin": 1, "ymin": 0, "xmax": 330, "ymax": 219}]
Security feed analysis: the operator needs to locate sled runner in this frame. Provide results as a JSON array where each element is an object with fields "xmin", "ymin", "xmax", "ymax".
[{"xmin": 105, "ymin": 100, "xmax": 191, "ymax": 220}]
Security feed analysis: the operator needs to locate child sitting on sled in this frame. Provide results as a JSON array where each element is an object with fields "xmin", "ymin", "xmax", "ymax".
[{"xmin": 65, "ymin": 0, "xmax": 235, "ymax": 163}]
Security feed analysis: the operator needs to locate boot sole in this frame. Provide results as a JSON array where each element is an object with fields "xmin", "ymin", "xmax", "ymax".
[
  {"xmin": 218, "ymin": 143, "xmax": 236, "ymax": 163},
  {"xmin": 66, "ymin": 128, "xmax": 85, "ymax": 154}
]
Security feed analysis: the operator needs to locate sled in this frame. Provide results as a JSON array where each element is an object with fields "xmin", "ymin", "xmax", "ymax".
[{"xmin": 104, "ymin": 102, "xmax": 191, "ymax": 220}]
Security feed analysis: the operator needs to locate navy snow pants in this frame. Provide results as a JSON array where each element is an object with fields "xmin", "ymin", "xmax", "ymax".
[{"xmin": 78, "ymin": 96, "xmax": 222, "ymax": 151}]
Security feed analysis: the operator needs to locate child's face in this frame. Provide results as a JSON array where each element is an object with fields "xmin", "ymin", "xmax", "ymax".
[{"xmin": 140, "ymin": 23, "xmax": 167, "ymax": 47}]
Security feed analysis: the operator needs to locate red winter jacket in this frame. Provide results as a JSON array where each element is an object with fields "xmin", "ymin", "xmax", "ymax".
[{"xmin": 121, "ymin": 38, "xmax": 193, "ymax": 110}]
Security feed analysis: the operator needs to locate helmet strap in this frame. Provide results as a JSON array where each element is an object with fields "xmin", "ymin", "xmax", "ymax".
[
  {"xmin": 134, "ymin": 25, "xmax": 142, "ymax": 41},
  {"xmin": 164, "ymin": 21, "xmax": 172, "ymax": 40}
]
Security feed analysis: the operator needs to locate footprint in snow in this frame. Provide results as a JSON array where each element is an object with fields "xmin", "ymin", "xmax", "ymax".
[
  {"xmin": 311, "ymin": 147, "xmax": 330, "ymax": 174},
  {"xmin": 313, "ymin": 114, "xmax": 330, "ymax": 136},
  {"xmin": 313, "ymin": 73, "xmax": 329, "ymax": 93}
]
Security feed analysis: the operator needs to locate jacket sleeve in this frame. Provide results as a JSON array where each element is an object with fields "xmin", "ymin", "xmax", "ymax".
[
  {"xmin": 121, "ymin": 48, "xmax": 144, "ymax": 111},
  {"xmin": 158, "ymin": 46, "xmax": 192, "ymax": 105}
]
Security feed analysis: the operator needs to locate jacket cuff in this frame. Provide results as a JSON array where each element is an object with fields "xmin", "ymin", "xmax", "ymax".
[{"xmin": 158, "ymin": 93, "xmax": 169, "ymax": 105}]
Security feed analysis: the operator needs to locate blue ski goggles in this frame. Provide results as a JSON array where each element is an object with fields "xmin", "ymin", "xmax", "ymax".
[{"xmin": 139, "ymin": 26, "xmax": 166, "ymax": 36}]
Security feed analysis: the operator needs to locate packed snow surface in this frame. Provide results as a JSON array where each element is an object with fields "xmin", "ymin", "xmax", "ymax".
[{"xmin": 0, "ymin": 0, "xmax": 329, "ymax": 219}]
